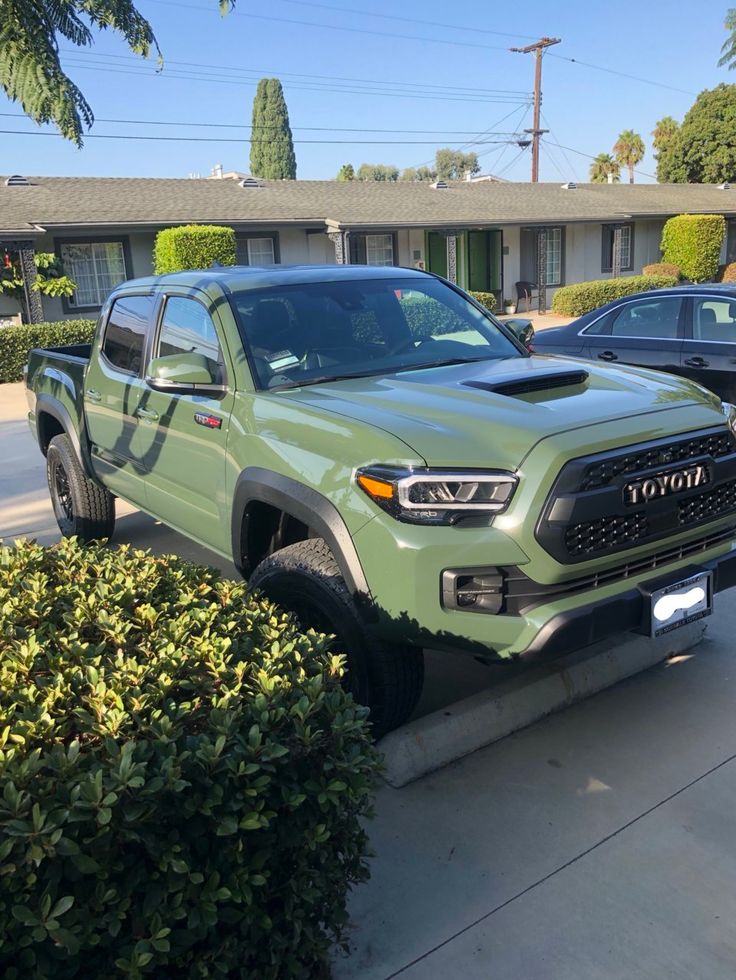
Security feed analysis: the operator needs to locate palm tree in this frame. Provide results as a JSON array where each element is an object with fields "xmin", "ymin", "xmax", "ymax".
[
  {"xmin": 613, "ymin": 129, "xmax": 646, "ymax": 184},
  {"xmin": 589, "ymin": 153, "xmax": 620, "ymax": 183}
]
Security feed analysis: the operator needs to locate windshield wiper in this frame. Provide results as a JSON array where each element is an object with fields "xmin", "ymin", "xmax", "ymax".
[
  {"xmin": 274, "ymin": 369, "xmax": 380, "ymax": 389},
  {"xmin": 393, "ymin": 355, "xmax": 499, "ymax": 373}
]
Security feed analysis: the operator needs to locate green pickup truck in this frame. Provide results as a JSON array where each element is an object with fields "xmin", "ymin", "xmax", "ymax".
[{"xmin": 26, "ymin": 265, "xmax": 736, "ymax": 734}]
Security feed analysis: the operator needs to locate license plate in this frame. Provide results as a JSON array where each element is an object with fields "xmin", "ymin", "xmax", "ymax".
[{"xmin": 649, "ymin": 571, "xmax": 713, "ymax": 637}]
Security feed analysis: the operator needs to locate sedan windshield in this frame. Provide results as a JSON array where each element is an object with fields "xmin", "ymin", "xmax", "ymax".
[{"xmin": 229, "ymin": 276, "xmax": 522, "ymax": 389}]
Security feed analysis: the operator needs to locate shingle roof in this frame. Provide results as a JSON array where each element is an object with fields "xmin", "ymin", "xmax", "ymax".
[{"xmin": 2, "ymin": 176, "xmax": 736, "ymax": 234}]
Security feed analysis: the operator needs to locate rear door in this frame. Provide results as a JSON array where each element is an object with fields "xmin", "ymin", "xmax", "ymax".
[
  {"xmin": 84, "ymin": 292, "xmax": 157, "ymax": 507},
  {"xmin": 680, "ymin": 293, "xmax": 736, "ymax": 402},
  {"xmin": 137, "ymin": 291, "xmax": 236, "ymax": 555},
  {"xmin": 582, "ymin": 294, "xmax": 685, "ymax": 374}
]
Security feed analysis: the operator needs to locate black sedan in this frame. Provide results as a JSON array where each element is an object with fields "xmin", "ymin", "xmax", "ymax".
[{"xmin": 532, "ymin": 284, "xmax": 736, "ymax": 402}]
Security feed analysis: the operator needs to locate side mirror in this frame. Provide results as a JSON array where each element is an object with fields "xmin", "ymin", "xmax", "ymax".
[
  {"xmin": 147, "ymin": 352, "xmax": 225, "ymax": 395},
  {"xmin": 505, "ymin": 318, "xmax": 535, "ymax": 350}
]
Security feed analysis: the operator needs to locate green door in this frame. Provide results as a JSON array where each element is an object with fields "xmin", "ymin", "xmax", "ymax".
[
  {"xmin": 467, "ymin": 230, "xmax": 503, "ymax": 298},
  {"xmin": 426, "ymin": 232, "xmax": 448, "ymax": 279},
  {"xmin": 139, "ymin": 293, "xmax": 235, "ymax": 556}
]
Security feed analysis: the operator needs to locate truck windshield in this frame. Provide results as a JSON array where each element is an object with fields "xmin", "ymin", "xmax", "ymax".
[{"xmin": 229, "ymin": 277, "xmax": 522, "ymax": 390}]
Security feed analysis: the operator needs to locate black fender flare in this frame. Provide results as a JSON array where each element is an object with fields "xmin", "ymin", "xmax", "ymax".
[
  {"xmin": 231, "ymin": 467, "xmax": 371, "ymax": 601},
  {"xmin": 35, "ymin": 393, "xmax": 94, "ymax": 476}
]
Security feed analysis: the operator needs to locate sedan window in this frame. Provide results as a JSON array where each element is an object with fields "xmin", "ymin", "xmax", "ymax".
[
  {"xmin": 609, "ymin": 297, "xmax": 682, "ymax": 339},
  {"xmin": 693, "ymin": 298, "xmax": 736, "ymax": 342}
]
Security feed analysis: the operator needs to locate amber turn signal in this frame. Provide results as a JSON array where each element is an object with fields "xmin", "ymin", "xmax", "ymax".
[{"xmin": 357, "ymin": 473, "xmax": 395, "ymax": 500}]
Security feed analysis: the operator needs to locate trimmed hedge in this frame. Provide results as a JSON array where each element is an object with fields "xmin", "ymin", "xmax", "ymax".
[
  {"xmin": 0, "ymin": 319, "xmax": 96, "ymax": 384},
  {"xmin": 468, "ymin": 290, "xmax": 496, "ymax": 312},
  {"xmin": 551, "ymin": 274, "xmax": 679, "ymax": 317},
  {"xmin": 153, "ymin": 224, "xmax": 237, "ymax": 275},
  {"xmin": 661, "ymin": 214, "xmax": 725, "ymax": 283},
  {"xmin": 0, "ymin": 538, "xmax": 380, "ymax": 979},
  {"xmin": 718, "ymin": 262, "xmax": 736, "ymax": 283},
  {"xmin": 642, "ymin": 261, "xmax": 681, "ymax": 279}
]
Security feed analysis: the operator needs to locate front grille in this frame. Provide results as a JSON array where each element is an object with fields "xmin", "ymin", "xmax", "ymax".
[
  {"xmin": 679, "ymin": 479, "xmax": 736, "ymax": 525},
  {"xmin": 565, "ymin": 512, "xmax": 648, "ymax": 558},
  {"xmin": 537, "ymin": 426, "xmax": 736, "ymax": 563},
  {"xmin": 581, "ymin": 431, "xmax": 733, "ymax": 491}
]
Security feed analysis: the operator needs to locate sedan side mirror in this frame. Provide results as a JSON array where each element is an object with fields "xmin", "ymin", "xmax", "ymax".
[
  {"xmin": 505, "ymin": 318, "xmax": 535, "ymax": 350},
  {"xmin": 147, "ymin": 352, "xmax": 225, "ymax": 395}
]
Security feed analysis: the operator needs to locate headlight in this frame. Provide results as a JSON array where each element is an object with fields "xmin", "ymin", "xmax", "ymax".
[
  {"xmin": 356, "ymin": 466, "xmax": 518, "ymax": 525},
  {"xmin": 723, "ymin": 402, "xmax": 736, "ymax": 438}
]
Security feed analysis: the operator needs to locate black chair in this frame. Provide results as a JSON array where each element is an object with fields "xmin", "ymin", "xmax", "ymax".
[{"xmin": 515, "ymin": 281, "xmax": 538, "ymax": 312}]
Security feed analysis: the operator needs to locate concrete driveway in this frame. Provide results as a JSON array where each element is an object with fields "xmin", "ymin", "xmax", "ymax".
[{"xmin": 3, "ymin": 380, "xmax": 736, "ymax": 978}]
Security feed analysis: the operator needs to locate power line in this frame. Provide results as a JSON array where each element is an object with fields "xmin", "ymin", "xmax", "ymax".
[
  {"xmin": 408, "ymin": 103, "xmax": 532, "ymax": 170},
  {"xmin": 547, "ymin": 53, "xmax": 696, "ymax": 96},
  {"xmin": 0, "ymin": 129, "xmax": 522, "ymax": 145},
  {"xmin": 541, "ymin": 136, "xmax": 656, "ymax": 180},
  {"xmin": 147, "ymin": 0, "xmax": 513, "ymax": 52}
]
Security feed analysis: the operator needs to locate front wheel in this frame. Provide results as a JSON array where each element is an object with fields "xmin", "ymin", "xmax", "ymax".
[
  {"xmin": 47, "ymin": 434, "xmax": 116, "ymax": 541},
  {"xmin": 248, "ymin": 538, "xmax": 424, "ymax": 737}
]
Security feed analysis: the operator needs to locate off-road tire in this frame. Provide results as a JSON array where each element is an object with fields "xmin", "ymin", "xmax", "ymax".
[
  {"xmin": 47, "ymin": 434, "xmax": 115, "ymax": 541},
  {"xmin": 249, "ymin": 538, "xmax": 424, "ymax": 737}
]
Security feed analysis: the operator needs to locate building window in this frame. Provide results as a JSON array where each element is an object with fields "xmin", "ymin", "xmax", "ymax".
[
  {"xmin": 601, "ymin": 223, "xmax": 634, "ymax": 273},
  {"xmin": 546, "ymin": 227, "xmax": 563, "ymax": 286},
  {"xmin": 520, "ymin": 227, "xmax": 565, "ymax": 287},
  {"xmin": 60, "ymin": 241, "xmax": 128, "ymax": 309},
  {"xmin": 236, "ymin": 235, "xmax": 278, "ymax": 265},
  {"xmin": 365, "ymin": 234, "xmax": 394, "ymax": 266}
]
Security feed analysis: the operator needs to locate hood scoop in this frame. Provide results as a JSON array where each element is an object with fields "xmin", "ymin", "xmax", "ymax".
[{"xmin": 463, "ymin": 370, "xmax": 589, "ymax": 398}]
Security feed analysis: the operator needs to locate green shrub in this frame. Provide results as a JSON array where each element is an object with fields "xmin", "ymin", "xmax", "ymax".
[
  {"xmin": 0, "ymin": 319, "xmax": 96, "ymax": 384},
  {"xmin": 660, "ymin": 214, "xmax": 725, "ymax": 282},
  {"xmin": 0, "ymin": 538, "xmax": 380, "ymax": 979},
  {"xmin": 551, "ymin": 274, "xmax": 679, "ymax": 317},
  {"xmin": 718, "ymin": 262, "xmax": 736, "ymax": 282},
  {"xmin": 153, "ymin": 225, "xmax": 236, "ymax": 275},
  {"xmin": 642, "ymin": 261, "xmax": 681, "ymax": 279},
  {"xmin": 468, "ymin": 290, "xmax": 496, "ymax": 312}
]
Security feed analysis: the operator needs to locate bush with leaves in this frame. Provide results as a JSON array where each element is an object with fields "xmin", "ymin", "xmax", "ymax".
[
  {"xmin": 660, "ymin": 214, "xmax": 725, "ymax": 283},
  {"xmin": 642, "ymin": 262, "xmax": 682, "ymax": 280},
  {"xmin": 153, "ymin": 225, "xmax": 236, "ymax": 275},
  {"xmin": 0, "ymin": 252, "xmax": 77, "ymax": 323},
  {"xmin": 551, "ymin": 275, "xmax": 678, "ymax": 317},
  {"xmin": 468, "ymin": 290, "xmax": 496, "ymax": 313},
  {"xmin": 718, "ymin": 262, "xmax": 736, "ymax": 282},
  {"xmin": 0, "ymin": 319, "xmax": 96, "ymax": 384},
  {"xmin": 0, "ymin": 538, "xmax": 380, "ymax": 979}
]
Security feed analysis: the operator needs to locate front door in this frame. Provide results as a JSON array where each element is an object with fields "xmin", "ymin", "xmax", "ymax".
[
  {"xmin": 467, "ymin": 230, "xmax": 503, "ymax": 304},
  {"xmin": 84, "ymin": 293, "xmax": 157, "ymax": 508},
  {"xmin": 139, "ymin": 293, "xmax": 235, "ymax": 555},
  {"xmin": 680, "ymin": 294, "xmax": 736, "ymax": 402}
]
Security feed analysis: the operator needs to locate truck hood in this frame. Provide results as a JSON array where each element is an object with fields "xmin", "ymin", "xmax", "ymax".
[{"xmin": 278, "ymin": 355, "xmax": 722, "ymax": 468}]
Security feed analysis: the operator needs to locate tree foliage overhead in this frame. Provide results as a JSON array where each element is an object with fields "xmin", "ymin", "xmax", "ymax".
[
  {"xmin": 718, "ymin": 8, "xmax": 736, "ymax": 69},
  {"xmin": 652, "ymin": 115, "xmax": 680, "ymax": 182},
  {"xmin": 0, "ymin": 0, "xmax": 161, "ymax": 145},
  {"xmin": 356, "ymin": 163, "xmax": 399, "ymax": 181},
  {"xmin": 249, "ymin": 78, "xmax": 297, "ymax": 179},
  {"xmin": 612, "ymin": 129, "xmax": 645, "ymax": 184},
  {"xmin": 435, "ymin": 148, "xmax": 480, "ymax": 181},
  {"xmin": 589, "ymin": 153, "xmax": 620, "ymax": 183},
  {"xmin": 336, "ymin": 163, "xmax": 355, "ymax": 181},
  {"xmin": 656, "ymin": 84, "xmax": 736, "ymax": 184},
  {"xmin": 400, "ymin": 166, "xmax": 437, "ymax": 181}
]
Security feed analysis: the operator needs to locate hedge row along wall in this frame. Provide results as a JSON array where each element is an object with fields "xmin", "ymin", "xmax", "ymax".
[
  {"xmin": 0, "ymin": 320, "xmax": 96, "ymax": 384},
  {"xmin": 153, "ymin": 225, "xmax": 237, "ymax": 275},
  {"xmin": 660, "ymin": 214, "xmax": 725, "ymax": 283},
  {"xmin": 551, "ymin": 274, "xmax": 679, "ymax": 317}
]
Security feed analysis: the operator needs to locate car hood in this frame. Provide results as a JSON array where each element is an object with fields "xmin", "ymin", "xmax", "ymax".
[{"xmin": 278, "ymin": 355, "xmax": 723, "ymax": 468}]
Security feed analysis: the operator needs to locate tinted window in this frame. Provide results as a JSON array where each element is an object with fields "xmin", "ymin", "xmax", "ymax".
[
  {"xmin": 692, "ymin": 297, "xmax": 736, "ymax": 343},
  {"xmin": 231, "ymin": 277, "xmax": 520, "ymax": 390},
  {"xmin": 102, "ymin": 295, "xmax": 154, "ymax": 374},
  {"xmin": 157, "ymin": 296, "xmax": 225, "ymax": 381},
  {"xmin": 609, "ymin": 297, "xmax": 682, "ymax": 339}
]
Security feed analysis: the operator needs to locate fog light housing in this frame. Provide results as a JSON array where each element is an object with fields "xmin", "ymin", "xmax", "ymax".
[{"xmin": 441, "ymin": 567, "xmax": 504, "ymax": 613}]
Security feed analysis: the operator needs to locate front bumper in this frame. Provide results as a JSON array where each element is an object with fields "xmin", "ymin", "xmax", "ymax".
[{"xmin": 520, "ymin": 547, "xmax": 736, "ymax": 660}]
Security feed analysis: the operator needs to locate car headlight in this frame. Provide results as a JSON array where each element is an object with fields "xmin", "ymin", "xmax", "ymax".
[
  {"xmin": 356, "ymin": 466, "xmax": 518, "ymax": 525},
  {"xmin": 723, "ymin": 402, "xmax": 736, "ymax": 438}
]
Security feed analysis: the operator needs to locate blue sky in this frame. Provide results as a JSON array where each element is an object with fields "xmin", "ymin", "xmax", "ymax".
[{"xmin": 1, "ymin": 0, "xmax": 733, "ymax": 181}]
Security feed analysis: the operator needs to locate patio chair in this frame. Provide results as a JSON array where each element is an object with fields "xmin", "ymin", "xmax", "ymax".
[{"xmin": 515, "ymin": 281, "xmax": 538, "ymax": 312}]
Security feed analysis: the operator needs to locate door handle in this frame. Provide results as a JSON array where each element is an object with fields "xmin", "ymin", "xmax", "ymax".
[
  {"xmin": 134, "ymin": 406, "xmax": 160, "ymax": 422},
  {"xmin": 598, "ymin": 351, "xmax": 618, "ymax": 362},
  {"xmin": 86, "ymin": 387, "xmax": 102, "ymax": 403},
  {"xmin": 684, "ymin": 357, "xmax": 708, "ymax": 368}
]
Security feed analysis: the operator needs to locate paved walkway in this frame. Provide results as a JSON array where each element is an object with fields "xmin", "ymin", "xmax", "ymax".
[{"xmin": 3, "ymin": 381, "xmax": 736, "ymax": 979}]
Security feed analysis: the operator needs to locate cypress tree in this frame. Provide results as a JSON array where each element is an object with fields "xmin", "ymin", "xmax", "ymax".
[{"xmin": 249, "ymin": 79, "xmax": 297, "ymax": 179}]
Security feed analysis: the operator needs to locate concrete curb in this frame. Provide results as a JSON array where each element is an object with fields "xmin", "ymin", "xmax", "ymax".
[{"xmin": 379, "ymin": 623, "xmax": 707, "ymax": 788}]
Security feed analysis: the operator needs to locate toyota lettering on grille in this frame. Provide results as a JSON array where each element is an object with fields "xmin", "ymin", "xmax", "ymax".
[{"xmin": 624, "ymin": 464, "xmax": 709, "ymax": 506}]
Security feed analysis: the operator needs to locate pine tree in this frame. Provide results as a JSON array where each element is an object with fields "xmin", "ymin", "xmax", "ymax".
[{"xmin": 250, "ymin": 79, "xmax": 297, "ymax": 179}]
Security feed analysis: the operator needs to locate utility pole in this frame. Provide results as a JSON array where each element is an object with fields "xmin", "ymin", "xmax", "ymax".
[{"xmin": 510, "ymin": 37, "xmax": 561, "ymax": 182}]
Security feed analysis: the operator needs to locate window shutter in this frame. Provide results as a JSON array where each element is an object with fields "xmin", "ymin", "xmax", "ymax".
[
  {"xmin": 601, "ymin": 225, "xmax": 613, "ymax": 273},
  {"xmin": 520, "ymin": 229, "xmax": 537, "ymax": 283}
]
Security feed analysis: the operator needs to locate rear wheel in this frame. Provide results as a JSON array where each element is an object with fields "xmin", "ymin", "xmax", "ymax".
[
  {"xmin": 47, "ymin": 434, "xmax": 115, "ymax": 541},
  {"xmin": 249, "ymin": 538, "xmax": 424, "ymax": 737}
]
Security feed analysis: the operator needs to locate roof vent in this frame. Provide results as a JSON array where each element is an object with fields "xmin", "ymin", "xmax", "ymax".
[
  {"xmin": 5, "ymin": 174, "xmax": 30, "ymax": 187},
  {"xmin": 430, "ymin": 180, "xmax": 449, "ymax": 189},
  {"xmin": 719, "ymin": 182, "xmax": 731, "ymax": 190},
  {"xmin": 239, "ymin": 177, "xmax": 263, "ymax": 189},
  {"xmin": 560, "ymin": 181, "xmax": 576, "ymax": 190}
]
